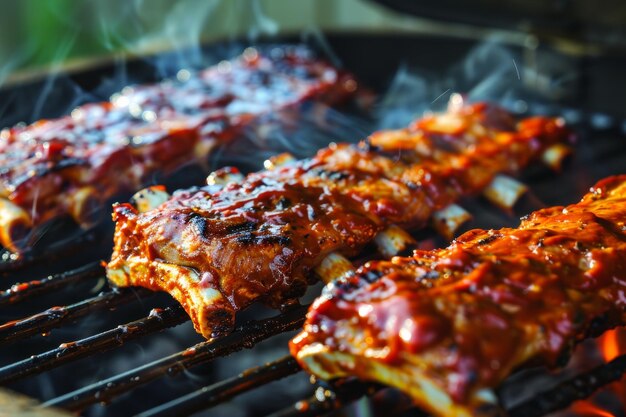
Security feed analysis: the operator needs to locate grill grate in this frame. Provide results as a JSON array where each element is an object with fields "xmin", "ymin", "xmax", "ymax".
[
  {"xmin": 267, "ymin": 379, "xmax": 381, "ymax": 417},
  {"xmin": 2, "ymin": 122, "xmax": 626, "ymax": 416},
  {"xmin": 2, "ymin": 228, "xmax": 626, "ymax": 416},
  {"xmin": 41, "ymin": 304, "xmax": 308, "ymax": 412},
  {"xmin": 0, "ymin": 305, "xmax": 187, "ymax": 384},
  {"xmin": 0, "ymin": 262, "xmax": 102, "ymax": 306},
  {"xmin": 0, "ymin": 287, "xmax": 150, "ymax": 344},
  {"xmin": 1, "ymin": 34, "xmax": 626, "ymax": 417},
  {"xmin": 136, "ymin": 355, "xmax": 301, "ymax": 417},
  {"xmin": 508, "ymin": 354, "xmax": 626, "ymax": 417}
]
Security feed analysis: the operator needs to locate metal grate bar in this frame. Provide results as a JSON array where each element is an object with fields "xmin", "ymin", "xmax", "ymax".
[
  {"xmin": 266, "ymin": 379, "xmax": 378, "ymax": 417},
  {"xmin": 509, "ymin": 353, "xmax": 626, "ymax": 417},
  {"xmin": 0, "ymin": 288, "xmax": 151, "ymax": 345},
  {"xmin": 263, "ymin": 353, "xmax": 626, "ymax": 417},
  {"xmin": 136, "ymin": 355, "xmax": 301, "ymax": 417},
  {"xmin": 0, "ymin": 262, "xmax": 104, "ymax": 307},
  {"xmin": 0, "ymin": 305, "xmax": 188, "ymax": 384},
  {"xmin": 0, "ymin": 229, "xmax": 99, "ymax": 272},
  {"xmin": 42, "ymin": 304, "xmax": 308, "ymax": 412}
]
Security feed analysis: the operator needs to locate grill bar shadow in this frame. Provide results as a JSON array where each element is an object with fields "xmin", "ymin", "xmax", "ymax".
[
  {"xmin": 508, "ymin": 353, "xmax": 626, "ymax": 417},
  {"xmin": 0, "ymin": 262, "xmax": 103, "ymax": 307},
  {"xmin": 237, "ymin": 353, "xmax": 626, "ymax": 417},
  {"xmin": 42, "ymin": 304, "xmax": 308, "ymax": 412},
  {"xmin": 266, "ymin": 378, "xmax": 379, "ymax": 417},
  {"xmin": 0, "ymin": 305, "xmax": 188, "ymax": 384},
  {"xmin": 0, "ymin": 288, "xmax": 152, "ymax": 345},
  {"xmin": 136, "ymin": 355, "xmax": 301, "ymax": 417}
]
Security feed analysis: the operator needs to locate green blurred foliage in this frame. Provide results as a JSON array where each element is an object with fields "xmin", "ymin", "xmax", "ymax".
[{"xmin": 0, "ymin": 0, "xmax": 409, "ymax": 78}]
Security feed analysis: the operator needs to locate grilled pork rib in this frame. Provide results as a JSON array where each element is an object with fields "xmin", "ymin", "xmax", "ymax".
[
  {"xmin": 0, "ymin": 45, "xmax": 355, "ymax": 253},
  {"xmin": 291, "ymin": 175, "xmax": 626, "ymax": 417},
  {"xmin": 107, "ymin": 102, "xmax": 572, "ymax": 339}
]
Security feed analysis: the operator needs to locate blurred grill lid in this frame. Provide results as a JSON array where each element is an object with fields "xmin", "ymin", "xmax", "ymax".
[{"xmin": 371, "ymin": 0, "xmax": 626, "ymax": 49}]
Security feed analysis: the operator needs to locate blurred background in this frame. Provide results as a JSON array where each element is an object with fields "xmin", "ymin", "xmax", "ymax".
[
  {"xmin": 1, "ymin": 0, "xmax": 626, "ymax": 121},
  {"xmin": 0, "ymin": 0, "xmax": 435, "ymax": 82},
  {"xmin": 2, "ymin": 0, "xmax": 626, "ymax": 80}
]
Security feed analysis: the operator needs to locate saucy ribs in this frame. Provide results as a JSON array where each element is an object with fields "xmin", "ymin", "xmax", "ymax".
[
  {"xmin": 291, "ymin": 175, "xmax": 626, "ymax": 417},
  {"xmin": 107, "ymin": 102, "xmax": 571, "ymax": 339},
  {"xmin": 0, "ymin": 45, "xmax": 355, "ymax": 253}
]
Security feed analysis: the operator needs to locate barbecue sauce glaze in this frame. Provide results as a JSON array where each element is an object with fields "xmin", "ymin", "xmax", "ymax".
[
  {"xmin": 292, "ymin": 175, "xmax": 626, "ymax": 411},
  {"xmin": 0, "ymin": 45, "xmax": 355, "ymax": 250},
  {"xmin": 108, "ymin": 102, "xmax": 571, "ymax": 339}
]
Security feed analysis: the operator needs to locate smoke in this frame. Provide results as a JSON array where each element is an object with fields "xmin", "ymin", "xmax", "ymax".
[
  {"xmin": 212, "ymin": 102, "xmax": 371, "ymax": 172},
  {"xmin": 0, "ymin": 0, "xmax": 288, "ymax": 126},
  {"xmin": 376, "ymin": 41, "xmax": 522, "ymax": 128},
  {"xmin": 376, "ymin": 38, "xmax": 580, "ymax": 129}
]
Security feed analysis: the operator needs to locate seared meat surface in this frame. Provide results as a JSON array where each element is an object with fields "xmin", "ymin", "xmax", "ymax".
[
  {"xmin": 107, "ymin": 102, "xmax": 571, "ymax": 339},
  {"xmin": 0, "ymin": 45, "xmax": 355, "ymax": 253},
  {"xmin": 291, "ymin": 175, "xmax": 626, "ymax": 417}
]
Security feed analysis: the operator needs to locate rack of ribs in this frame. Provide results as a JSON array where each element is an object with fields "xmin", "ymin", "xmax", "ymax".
[
  {"xmin": 0, "ymin": 45, "xmax": 356, "ymax": 253},
  {"xmin": 107, "ymin": 100, "xmax": 572, "ymax": 340},
  {"xmin": 291, "ymin": 175, "xmax": 626, "ymax": 417}
]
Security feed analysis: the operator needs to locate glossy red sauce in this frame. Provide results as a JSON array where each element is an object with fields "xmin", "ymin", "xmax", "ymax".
[
  {"xmin": 0, "ymin": 45, "xmax": 356, "ymax": 239},
  {"xmin": 108, "ymin": 102, "xmax": 572, "ymax": 338},
  {"xmin": 293, "ymin": 175, "xmax": 626, "ymax": 404}
]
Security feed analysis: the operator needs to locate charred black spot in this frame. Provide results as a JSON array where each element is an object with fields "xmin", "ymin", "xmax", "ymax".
[
  {"xmin": 406, "ymin": 181, "xmax": 420, "ymax": 191},
  {"xmin": 49, "ymin": 158, "xmax": 89, "ymax": 172},
  {"xmin": 361, "ymin": 269, "xmax": 384, "ymax": 283},
  {"xmin": 314, "ymin": 168, "xmax": 350, "ymax": 181},
  {"xmin": 276, "ymin": 197, "xmax": 291, "ymax": 210},
  {"xmin": 466, "ymin": 370, "xmax": 478, "ymax": 384},
  {"xmin": 328, "ymin": 171, "xmax": 349, "ymax": 181},
  {"xmin": 477, "ymin": 234, "xmax": 501, "ymax": 246},
  {"xmin": 596, "ymin": 215, "xmax": 626, "ymax": 242},
  {"xmin": 361, "ymin": 139, "xmax": 382, "ymax": 153},
  {"xmin": 555, "ymin": 343, "xmax": 576, "ymax": 368},
  {"xmin": 330, "ymin": 276, "xmax": 362, "ymax": 295},
  {"xmin": 207, "ymin": 309, "xmax": 233, "ymax": 338},
  {"xmin": 236, "ymin": 232, "xmax": 256, "ymax": 245},
  {"xmin": 430, "ymin": 134, "xmax": 461, "ymax": 153},
  {"xmin": 280, "ymin": 279, "xmax": 307, "ymax": 299},
  {"xmin": 396, "ymin": 246, "xmax": 415, "ymax": 258},
  {"xmin": 187, "ymin": 213, "xmax": 208, "ymax": 237},
  {"xmin": 572, "ymin": 309, "xmax": 586, "ymax": 326},
  {"xmin": 226, "ymin": 221, "xmax": 256, "ymax": 234},
  {"xmin": 256, "ymin": 235, "xmax": 292, "ymax": 246}
]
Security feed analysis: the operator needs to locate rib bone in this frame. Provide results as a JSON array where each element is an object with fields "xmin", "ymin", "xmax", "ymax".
[{"xmin": 482, "ymin": 175, "xmax": 528, "ymax": 210}]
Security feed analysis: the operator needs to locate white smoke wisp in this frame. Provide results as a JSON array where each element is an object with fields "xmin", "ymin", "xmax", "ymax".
[
  {"xmin": 0, "ymin": 0, "xmax": 286, "ymax": 126},
  {"xmin": 375, "ymin": 39, "xmax": 573, "ymax": 129}
]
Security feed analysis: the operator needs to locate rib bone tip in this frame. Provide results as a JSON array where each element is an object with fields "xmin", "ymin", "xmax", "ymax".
[
  {"xmin": 315, "ymin": 252, "xmax": 354, "ymax": 284},
  {"xmin": 0, "ymin": 198, "xmax": 33, "ymax": 254},
  {"xmin": 374, "ymin": 225, "xmax": 416, "ymax": 258},
  {"xmin": 206, "ymin": 168, "xmax": 244, "ymax": 186},
  {"xmin": 130, "ymin": 186, "xmax": 171, "ymax": 213},
  {"xmin": 483, "ymin": 175, "xmax": 528, "ymax": 211},
  {"xmin": 541, "ymin": 143, "xmax": 572, "ymax": 171},
  {"xmin": 432, "ymin": 204, "xmax": 473, "ymax": 240},
  {"xmin": 264, "ymin": 153, "xmax": 296, "ymax": 170}
]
